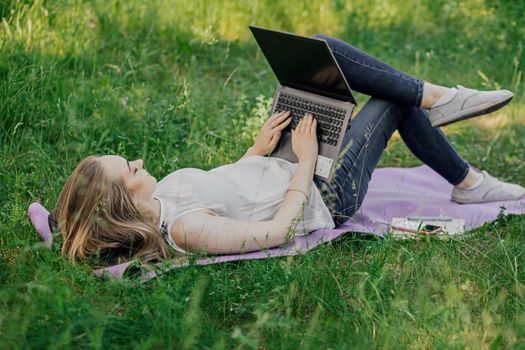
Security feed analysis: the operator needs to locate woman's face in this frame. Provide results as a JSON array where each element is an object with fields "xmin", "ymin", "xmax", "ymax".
[{"xmin": 98, "ymin": 155, "xmax": 157, "ymax": 201}]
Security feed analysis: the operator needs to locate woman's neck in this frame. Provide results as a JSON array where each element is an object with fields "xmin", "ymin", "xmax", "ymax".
[{"xmin": 137, "ymin": 197, "xmax": 161, "ymax": 228}]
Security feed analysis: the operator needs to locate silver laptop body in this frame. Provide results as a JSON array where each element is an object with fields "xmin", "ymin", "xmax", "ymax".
[{"xmin": 250, "ymin": 26, "xmax": 356, "ymax": 181}]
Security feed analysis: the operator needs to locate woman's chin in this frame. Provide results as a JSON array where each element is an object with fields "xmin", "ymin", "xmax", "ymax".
[{"xmin": 149, "ymin": 175, "xmax": 157, "ymax": 185}]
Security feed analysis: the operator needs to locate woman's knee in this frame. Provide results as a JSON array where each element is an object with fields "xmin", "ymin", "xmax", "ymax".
[
  {"xmin": 312, "ymin": 33, "xmax": 331, "ymax": 41},
  {"xmin": 355, "ymin": 98, "xmax": 408, "ymax": 127},
  {"xmin": 367, "ymin": 98, "xmax": 407, "ymax": 113},
  {"xmin": 311, "ymin": 34, "xmax": 340, "ymax": 49}
]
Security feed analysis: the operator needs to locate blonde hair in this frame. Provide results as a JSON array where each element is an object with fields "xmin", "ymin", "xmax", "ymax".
[{"xmin": 55, "ymin": 156, "xmax": 170, "ymax": 265}]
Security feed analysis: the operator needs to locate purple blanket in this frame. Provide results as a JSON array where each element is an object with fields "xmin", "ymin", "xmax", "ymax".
[{"xmin": 28, "ymin": 165, "xmax": 525, "ymax": 281}]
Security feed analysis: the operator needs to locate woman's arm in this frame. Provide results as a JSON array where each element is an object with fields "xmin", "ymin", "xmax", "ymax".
[
  {"xmin": 274, "ymin": 113, "xmax": 319, "ymax": 226},
  {"xmin": 171, "ymin": 209, "xmax": 290, "ymax": 254},
  {"xmin": 175, "ymin": 114, "xmax": 318, "ymax": 254}
]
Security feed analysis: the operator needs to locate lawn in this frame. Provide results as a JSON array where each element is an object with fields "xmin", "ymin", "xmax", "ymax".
[{"xmin": 1, "ymin": 0, "xmax": 525, "ymax": 348}]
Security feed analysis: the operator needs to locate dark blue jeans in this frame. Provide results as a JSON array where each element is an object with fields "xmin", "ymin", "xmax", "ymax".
[{"xmin": 311, "ymin": 34, "xmax": 470, "ymax": 226}]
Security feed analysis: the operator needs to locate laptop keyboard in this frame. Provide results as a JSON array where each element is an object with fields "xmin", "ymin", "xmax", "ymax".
[{"xmin": 274, "ymin": 93, "xmax": 347, "ymax": 146}]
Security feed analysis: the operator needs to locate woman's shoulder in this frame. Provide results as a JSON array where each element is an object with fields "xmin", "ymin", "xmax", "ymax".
[
  {"xmin": 227, "ymin": 155, "xmax": 296, "ymax": 170},
  {"xmin": 157, "ymin": 167, "xmax": 206, "ymax": 186},
  {"xmin": 172, "ymin": 207, "xmax": 219, "ymax": 226},
  {"xmin": 162, "ymin": 166, "xmax": 204, "ymax": 177},
  {"xmin": 169, "ymin": 208, "xmax": 219, "ymax": 250}
]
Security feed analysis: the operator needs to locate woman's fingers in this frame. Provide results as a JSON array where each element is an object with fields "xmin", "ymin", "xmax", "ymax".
[
  {"xmin": 268, "ymin": 131, "xmax": 280, "ymax": 149},
  {"xmin": 291, "ymin": 113, "xmax": 318, "ymax": 163},
  {"xmin": 295, "ymin": 116, "xmax": 301, "ymax": 131},
  {"xmin": 266, "ymin": 111, "xmax": 284, "ymax": 127},
  {"xmin": 298, "ymin": 115, "xmax": 306, "ymax": 133},
  {"xmin": 271, "ymin": 111, "xmax": 319, "ymax": 133},
  {"xmin": 288, "ymin": 112, "xmax": 317, "ymax": 137},
  {"xmin": 310, "ymin": 118, "xmax": 317, "ymax": 134},
  {"xmin": 305, "ymin": 113, "xmax": 313, "ymax": 131},
  {"xmin": 273, "ymin": 115, "xmax": 292, "ymax": 131},
  {"xmin": 298, "ymin": 113, "xmax": 313, "ymax": 134},
  {"xmin": 269, "ymin": 111, "xmax": 291, "ymax": 128},
  {"xmin": 269, "ymin": 111, "xmax": 286, "ymax": 119},
  {"xmin": 296, "ymin": 114, "xmax": 304, "ymax": 133}
]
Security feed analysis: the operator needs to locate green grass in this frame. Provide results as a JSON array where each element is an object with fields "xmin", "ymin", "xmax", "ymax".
[{"xmin": 1, "ymin": 0, "xmax": 525, "ymax": 348}]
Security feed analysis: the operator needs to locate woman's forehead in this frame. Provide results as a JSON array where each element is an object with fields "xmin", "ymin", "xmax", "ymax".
[{"xmin": 98, "ymin": 155, "xmax": 128, "ymax": 178}]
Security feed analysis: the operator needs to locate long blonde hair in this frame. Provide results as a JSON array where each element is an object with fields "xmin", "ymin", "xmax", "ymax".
[{"xmin": 55, "ymin": 156, "xmax": 170, "ymax": 265}]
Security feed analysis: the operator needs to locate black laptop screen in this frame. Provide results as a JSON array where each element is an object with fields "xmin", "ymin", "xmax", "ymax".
[{"xmin": 250, "ymin": 26, "xmax": 355, "ymax": 103}]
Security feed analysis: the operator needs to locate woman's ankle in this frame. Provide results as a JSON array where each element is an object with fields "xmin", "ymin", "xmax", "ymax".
[
  {"xmin": 455, "ymin": 167, "xmax": 483, "ymax": 189},
  {"xmin": 421, "ymin": 82, "xmax": 452, "ymax": 109}
]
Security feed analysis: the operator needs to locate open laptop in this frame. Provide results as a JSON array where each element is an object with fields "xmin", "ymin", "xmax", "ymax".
[{"xmin": 249, "ymin": 26, "xmax": 356, "ymax": 181}]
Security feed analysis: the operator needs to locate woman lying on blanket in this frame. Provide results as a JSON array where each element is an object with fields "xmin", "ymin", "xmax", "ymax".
[{"xmin": 54, "ymin": 35, "xmax": 525, "ymax": 265}]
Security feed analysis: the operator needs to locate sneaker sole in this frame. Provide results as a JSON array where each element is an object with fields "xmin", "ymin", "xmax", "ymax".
[
  {"xmin": 451, "ymin": 193, "xmax": 525, "ymax": 204},
  {"xmin": 431, "ymin": 95, "xmax": 513, "ymax": 128}
]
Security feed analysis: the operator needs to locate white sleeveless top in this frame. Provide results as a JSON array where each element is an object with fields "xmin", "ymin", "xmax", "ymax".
[{"xmin": 153, "ymin": 155, "xmax": 335, "ymax": 254}]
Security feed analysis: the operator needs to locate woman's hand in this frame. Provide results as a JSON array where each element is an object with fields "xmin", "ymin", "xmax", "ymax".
[
  {"xmin": 251, "ymin": 111, "xmax": 292, "ymax": 155},
  {"xmin": 291, "ymin": 113, "xmax": 318, "ymax": 163}
]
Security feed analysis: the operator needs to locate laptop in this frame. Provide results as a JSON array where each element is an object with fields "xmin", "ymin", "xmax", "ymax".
[{"xmin": 249, "ymin": 26, "xmax": 356, "ymax": 181}]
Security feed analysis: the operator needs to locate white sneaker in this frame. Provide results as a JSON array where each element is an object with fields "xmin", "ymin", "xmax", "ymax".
[
  {"xmin": 452, "ymin": 170, "xmax": 525, "ymax": 204},
  {"xmin": 429, "ymin": 85, "xmax": 513, "ymax": 127}
]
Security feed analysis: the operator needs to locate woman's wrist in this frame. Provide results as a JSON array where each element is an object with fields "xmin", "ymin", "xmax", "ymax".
[
  {"xmin": 291, "ymin": 160, "xmax": 315, "ymax": 194},
  {"xmin": 273, "ymin": 156, "xmax": 315, "ymax": 226},
  {"xmin": 251, "ymin": 145, "xmax": 271, "ymax": 156},
  {"xmin": 242, "ymin": 146, "xmax": 264, "ymax": 159},
  {"xmin": 287, "ymin": 188, "xmax": 309, "ymax": 201},
  {"xmin": 298, "ymin": 158, "xmax": 317, "ymax": 167}
]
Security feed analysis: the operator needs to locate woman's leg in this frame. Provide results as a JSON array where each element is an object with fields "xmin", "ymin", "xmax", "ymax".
[
  {"xmin": 312, "ymin": 34, "xmax": 513, "ymax": 119},
  {"xmin": 397, "ymin": 107, "xmax": 470, "ymax": 185},
  {"xmin": 312, "ymin": 34, "xmax": 426, "ymax": 107},
  {"xmin": 314, "ymin": 98, "xmax": 470, "ymax": 226},
  {"xmin": 401, "ymin": 108, "xmax": 525, "ymax": 202}
]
